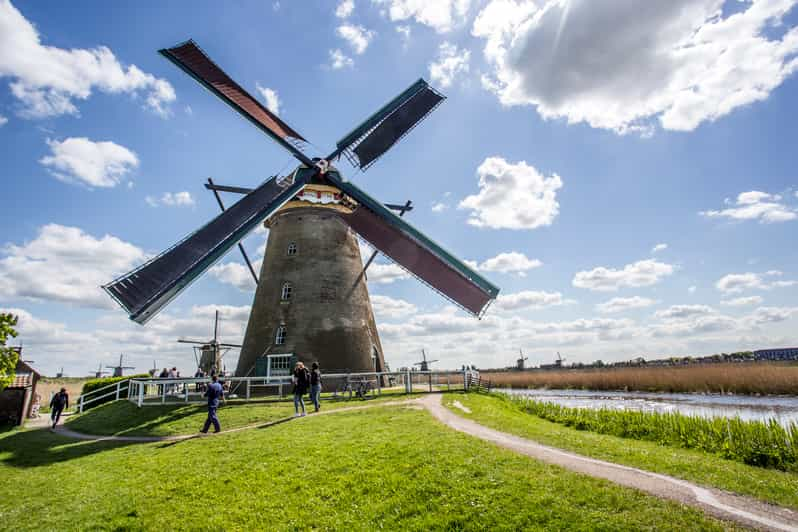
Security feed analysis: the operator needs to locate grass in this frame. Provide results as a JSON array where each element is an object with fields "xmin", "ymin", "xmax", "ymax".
[
  {"xmin": 483, "ymin": 362, "xmax": 798, "ymax": 394},
  {"xmin": 0, "ymin": 403, "xmax": 733, "ymax": 530},
  {"xmin": 445, "ymin": 392, "xmax": 798, "ymax": 510}
]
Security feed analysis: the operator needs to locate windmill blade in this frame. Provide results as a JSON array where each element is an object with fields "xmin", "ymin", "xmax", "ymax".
[
  {"xmin": 330, "ymin": 79, "xmax": 445, "ymax": 170},
  {"xmin": 326, "ymin": 174, "xmax": 499, "ymax": 317},
  {"xmin": 159, "ymin": 40, "xmax": 314, "ymax": 167},
  {"xmin": 104, "ymin": 174, "xmax": 307, "ymax": 324}
]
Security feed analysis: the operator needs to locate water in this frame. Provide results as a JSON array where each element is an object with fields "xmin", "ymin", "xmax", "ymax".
[{"xmin": 503, "ymin": 388, "xmax": 798, "ymax": 427}]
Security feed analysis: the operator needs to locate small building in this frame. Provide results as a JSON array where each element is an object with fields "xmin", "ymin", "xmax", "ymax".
[
  {"xmin": 0, "ymin": 358, "xmax": 41, "ymax": 426},
  {"xmin": 754, "ymin": 347, "xmax": 798, "ymax": 361}
]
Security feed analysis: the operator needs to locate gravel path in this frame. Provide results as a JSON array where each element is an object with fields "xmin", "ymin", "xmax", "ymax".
[{"xmin": 423, "ymin": 394, "xmax": 798, "ymax": 532}]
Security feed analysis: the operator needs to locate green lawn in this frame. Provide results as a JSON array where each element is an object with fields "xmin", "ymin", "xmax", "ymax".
[
  {"xmin": 0, "ymin": 402, "xmax": 734, "ymax": 530},
  {"xmin": 446, "ymin": 393, "xmax": 798, "ymax": 510}
]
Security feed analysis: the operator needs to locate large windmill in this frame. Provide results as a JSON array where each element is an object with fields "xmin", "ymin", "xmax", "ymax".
[
  {"xmin": 103, "ymin": 40, "xmax": 500, "ymax": 378},
  {"xmin": 177, "ymin": 310, "xmax": 242, "ymax": 375}
]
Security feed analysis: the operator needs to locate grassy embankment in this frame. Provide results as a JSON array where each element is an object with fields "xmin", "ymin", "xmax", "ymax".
[
  {"xmin": 484, "ymin": 362, "xmax": 798, "ymax": 394},
  {"xmin": 0, "ymin": 401, "xmax": 733, "ymax": 530},
  {"xmin": 446, "ymin": 393, "xmax": 798, "ymax": 510}
]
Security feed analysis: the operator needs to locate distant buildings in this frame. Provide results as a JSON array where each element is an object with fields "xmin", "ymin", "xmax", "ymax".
[{"xmin": 754, "ymin": 347, "xmax": 798, "ymax": 361}]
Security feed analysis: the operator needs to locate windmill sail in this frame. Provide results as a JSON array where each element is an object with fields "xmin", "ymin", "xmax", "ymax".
[
  {"xmin": 159, "ymin": 40, "xmax": 313, "ymax": 166},
  {"xmin": 333, "ymin": 79, "xmax": 445, "ymax": 170},
  {"xmin": 326, "ymin": 173, "xmax": 499, "ymax": 316},
  {"xmin": 104, "ymin": 176, "xmax": 306, "ymax": 324}
]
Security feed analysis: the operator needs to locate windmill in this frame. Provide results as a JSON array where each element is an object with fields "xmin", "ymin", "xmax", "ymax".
[
  {"xmin": 93, "ymin": 363, "xmax": 110, "ymax": 379},
  {"xmin": 516, "ymin": 349, "xmax": 529, "ymax": 371},
  {"xmin": 414, "ymin": 350, "xmax": 439, "ymax": 372},
  {"xmin": 106, "ymin": 354, "xmax": 135, "ymax": 377},
  {"xmin": 103, "ymin": 39, "xmax": 500, "ymax": 378},
  {"xmin": 556, "ymin": 352, "xmax": 566, "ymax": 368},
  {"xmin": 177, "ymin": 310, "xmax": 242, "ymax": 375}
]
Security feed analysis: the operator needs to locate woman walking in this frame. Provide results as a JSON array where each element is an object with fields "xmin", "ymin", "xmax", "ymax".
[
  {"xmin": 292, "ymin": 361, "xmax": 310, "ymax": 417},
  {"xmin": 310, "ymin": 362, "xmax": 322, "ymax": 413}
]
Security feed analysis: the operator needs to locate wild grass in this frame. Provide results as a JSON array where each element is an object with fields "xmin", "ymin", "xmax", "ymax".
[
  {"xmin": 484, "ymin": 362, "xmax": 798, "ymax": 394},
  {"xmin": 0, "ymin": 403, "xmax": 728, "ymax": 530},
  {"xmin": 446, "ymin": 393, "xmax": 798, "ymax": 510},
  {"xmin": 500, "ymin": 393, "xmax": 798, "ymax": 471}
]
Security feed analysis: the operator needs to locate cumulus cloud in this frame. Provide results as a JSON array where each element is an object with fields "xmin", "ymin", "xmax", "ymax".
[
  {"xmin": 595, "ymin": 296, "xmax": 658, "ymax": 314},
  {"xmin": 429, "ymin": 42, "xmax": 470, "ymax": 88},
  {"xmin": 337, "ymin": 24, "xmax": 375, "ymax": 54},
  {"xmin": 747, "ymin": 306, "xmax": 798, "ymax": 325},
  {"xmin": 459, "ymin": 157, "xmax": 562, "ymax": 230},
  {"xmin": 336, "ymin": 0, "xmax": 355, "ymax": 18},
  {"xmin": 472, "ymin": 0, "xmax": 798, "ymax": 134},
  {"xmin": 373, "ymin": 0, "xmax": 470, "ymax": 33},
  {"xmin": 716, "ymin": 270, "xmax": 797, "ymax": 294},
  {"xmin": 396, "ymin": 25, "xmax": 412, "ymax": 45},
  {"xmin": 651, "ymin": 243, "xmax": 668, "ymax": 254},
  {"xmin": 573, "ymin": 259, "xmax": 675, "ymax": 292},
  {"xmin": 654, "ymin": 304, "xmax": 714, "ymax": 320},
  {"xmin": 145, "ymin": 191, "xmax": 195, "ymax": 208},
  {"xmin": 650, "ymin": 313, "xmax": 738, "ymax": 338},
  {"xmin": 367, "ymin": 262, "xmax": 410, "ymax": 284},
  {"xmin": 329, "ymin": 49, "xmax": 354, "ymax": 69},
  {"xmin": 0, "ymin": 0, "xmax": 175, "ymax": 118},
  {"xmin": 494, "ymin": 290, "xmax": 566, "ymax": 312},
  {"xmin": 721, "ymin": 296, "xmax": 764, "ymax": 307},
  {"xmin": 471, "ymin": 251, "xmax": 541, "ymax": 276},
  {"xmin": 0, "ymin": 114, "xmax": 7, "ymax": 126},
  {"xmin": 39, "ymin": 137, "xmax": 138, "ymax": 188},
  {"xmin": 255, "ymin": 83, "xmax": 281, "ymax": 115},
  {"xmin": 431, "ymin": 202, "xmax": 448, "ymax": 212},
  {"xmin": 209, "ymin": 261, "xmax": 259, "ymax": 292},
  {"xmin": 370, "ymin": 294, "xmax": 417, "ymax": 319},
  {"xmin": 0, "ymin": 224, "xmax": 145, "ymax": 308},
  {"xmin": 700, "ymin": 190, "xmax": 797, "ymax": 223}
]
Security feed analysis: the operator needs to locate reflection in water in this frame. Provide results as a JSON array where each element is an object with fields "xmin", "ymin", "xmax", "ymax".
[{"xmin": 503, "ymin": 388, "xmax": 798, "ymax": 427}]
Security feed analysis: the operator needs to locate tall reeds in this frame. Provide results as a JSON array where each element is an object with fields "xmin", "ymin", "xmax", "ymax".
[{"xmin": 484, "ymin": 363, "xmax": 798, "ymax": 395}]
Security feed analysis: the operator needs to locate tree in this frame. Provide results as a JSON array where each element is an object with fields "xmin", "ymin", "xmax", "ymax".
[{"xmin": 0, "ymin": 313, "xmax": 20, "ymax": 392}]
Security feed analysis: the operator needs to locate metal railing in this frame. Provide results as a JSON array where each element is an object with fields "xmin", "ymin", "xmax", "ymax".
[
  {"xmin": 126, "ymin": 369, "xmax": 481, "ymax": 407},
  {"xmin": 76, "ymin": 379, "xmax": 132, "ymax": 413}
]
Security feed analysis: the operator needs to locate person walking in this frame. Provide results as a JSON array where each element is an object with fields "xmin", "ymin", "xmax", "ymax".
[
  {"xmin": 292, "ymin": 361, "xmax": 310, "ymax": 417},
  {"xmin": 49, "ymin": 387, "xmax": 69, "ymax": 429},
  {"xmin": 200, "ymin": 375, "xmax": 225, "ymax": 434},
  {"xmin": 310, "ymin": 362, "xmax": 322, "ymax": 413}
]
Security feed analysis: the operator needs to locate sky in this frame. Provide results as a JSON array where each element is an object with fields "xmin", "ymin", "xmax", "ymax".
[{"xmin": 2, "ymin": 0, "xmax": 798, "ymax": 376}]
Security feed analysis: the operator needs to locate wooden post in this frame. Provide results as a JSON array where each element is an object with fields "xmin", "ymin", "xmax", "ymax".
[
  {"xmin": 162, "ymin": 381, "xmax": 166, "ymax": 404},
  {"xmin": 138, "ymin": 381, "xmax": 144, "ymax": 407},
  {"xmin": 115, "ymin": 381, "xmax": 121, "ymax": 401},
  {"xmin": 429, "ymin": 372, "xmax": 433, "ymax": 393},
  {"xmin": 377, "ymin": 372, "xmax": 382, "ymax": 396},
  {"xmin": 79, "ymin": 394, "xmax": 84, "ymax": 413},
  {"xmin": 246, "ymin": 379, "xmax": 251, "ymax": 400}
]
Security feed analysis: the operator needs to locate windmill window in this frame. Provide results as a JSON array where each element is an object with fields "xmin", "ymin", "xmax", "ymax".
[
  {"xmin": 275, "ymin": 326, "xmax": 287, "ymax": 345},
  {"xmin": 287, "ymin": 242, "xmax": 297, "ymax": 255},
  {"xmin": 281, "ymin": 282, "xmax": 292, "ymax": 301}
]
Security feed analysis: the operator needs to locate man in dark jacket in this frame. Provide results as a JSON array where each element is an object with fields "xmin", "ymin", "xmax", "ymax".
[
  {"xmin": 49, "ymin": 387, "xmax": 69, "ymax": 429},
  {"xmin": 201, "ymin": 375, "xmax": 224, "ymax": 433},
  {"xmin": 292, "ymin": 362, "xmax": 310, "ymax": 417},
  {"xmin": 310, "ymin": 362, "xmax": 322, "ymax": 413}
]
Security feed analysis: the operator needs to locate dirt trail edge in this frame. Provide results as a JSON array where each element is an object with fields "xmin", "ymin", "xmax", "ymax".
[{"xmin": 422, "ymin": 394, "xmax": 798, "ymax": 532}]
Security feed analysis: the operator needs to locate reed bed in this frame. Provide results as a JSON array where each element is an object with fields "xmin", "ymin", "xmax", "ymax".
[
  {"xmin": 484, "ymin": 362, "xmax": 798, "ymax": 395},
  {"xmin": 500, "ymin": 393, "xmax": 798, "ymax": 471}
]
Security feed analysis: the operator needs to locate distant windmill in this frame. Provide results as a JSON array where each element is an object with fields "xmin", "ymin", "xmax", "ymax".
[
  {"xmin": 107, "ymin": 354, "xmax": 135, "ymax": 377},
  {"xmin": 55, "ymin": 367, "xmax": 64, "ymax": 378},
  {"xmin": 148, "ymin": 360, "xmax": 159, "ymax": 377},
  {"xmin": 93, "ymin": 363, "xmax": 110, "ymax": 379},
  {"xmin": 516, "ymin": 349, "xmax": 529, "ymax": 371},
  {"xmin": 414, "ymin": 349, "xmax": 439, "ymax": 372},
  {"xmin": 556, "ymin": 352, "xmax": 566, "ymax": 368},
  {"xmin": 178, "ymin": 310, "xmax": 242, "ymax": 375}
]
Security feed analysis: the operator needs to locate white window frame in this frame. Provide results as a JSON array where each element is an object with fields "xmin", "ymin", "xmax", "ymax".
[
  {"xmin": 275, "ymin": 325, "xmax": 287, "ymax": 345},
  {"xmin": 287, "ymin": 242, "xmax": 297, "ymax": 256},
  {"xmin": 281, "ymin": 282, "xmax": 292, "ymax": 301},
  {"xmin": 266, "ymin": 353, "xmax": 293, "ymax": 379}
]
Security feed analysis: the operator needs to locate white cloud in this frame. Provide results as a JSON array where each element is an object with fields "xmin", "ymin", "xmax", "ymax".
[
  {"xmin": 651, "ymin": 243, "xmax": 668, "ymax": 254},
  {"xmin": 595, "ymin": 296, "xmax": 657, "ymax": 314},
  {"xmin": 336, "ymin": 24, "xmax": 375, "ymax": 55},
  {"xmin": 255, "ymin": 83, "xmax": 280, "ymax": 115},
  {"xmin": 396, "ymin": 25, "xmax": 412, "ymax": 44},
  {"xmin": 429, "ymin": 42, "xmax": 470, "ymax": 88},
  {"xmin": 373, "ymin": 0, "xmax": 470, "ymax": 33},
  {"xmin": 700, "ymin": 190, "xmax": 797, "ymax": 223},
  {"xmin": 654, "ymin": 304, "xmax": 714, "ymax": 320},
  {"xmin": 472, "ymin": 251, "xmax": 541, "ymax": 276},
  {"xmin": 146, "ymin": 191, "xmax": 195, "ymax": 208},
  {"xmin": 459, "ymin": 156, "xmax": 562, "ymax": 230},
  {"xmin": 370, "ymin": 294, "xmax": 417, "ymax": 319},
  {"xmin": 747, "ymin": 306, "xmax": 798, "ymax": 325},
  {"xmin": 494, "ymin": 290, "xmax": 566, "ymax": 312},
  {"xmin": 336, "ymin": 0, "xmax": 355, "ymax": 18},
  {"xmin": 209, "ymin": 261, "xmax": 259, "ymax": 292},
  {"xmin": 721, "ymin": 296, "xmax": 764, "ymax": 307},
  {"xmin": 0, "ymin": 224, "xmax": 145, "ymax": 308},
  {"xmin": 0, "ymin": 114, "xmax": 7, "ymax": 126},
  {"xmin": 472, "ymin": 0, "xmax": 798, "ymax": 134},
  {"xmin": 329, "ymin": 49, "xmax": 354, "ymax": 69},
  {"xmin": 431, "ymin": 202, "xmax": 448, "ymax": 212},
  {"xmin": 0, "ymin": 0, "xmax": 175, "ymax": 118},
  {"xmin": 573, "ymin": 259, "xmax": 675, "ymax": 292},
  {"xmin": 367, "ymin": 262, "xmax": 410, "ymax": 284},
  {"xmin": 716, "ymin": 270, "xmax": 797, "ymax": 294},
  {"xmin": 39, "ymin": 137, "xmax": 138, "ymax": 188},
  {"xmin": 650, "ymin": 313, "xmax": 738, "ymax": 338}
]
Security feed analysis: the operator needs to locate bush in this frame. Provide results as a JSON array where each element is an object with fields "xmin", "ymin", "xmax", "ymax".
[{"xmin": 79, "ymin": 374, "xmax": 149, "ymax": 410}]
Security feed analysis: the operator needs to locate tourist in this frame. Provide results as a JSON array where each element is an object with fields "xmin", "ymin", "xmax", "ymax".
[
  {"xmin": 49, "ymin": 387, "xmax": 69, "ymax": 429},
  {"xmin": 30, "ymin": 393, "xmax": 41, "ymax": 418},
  {"xmin": 194, "ymin": 367, "xmax": 205, "ymax": 393},
  {"xmin": 200, "ymin": 374, "xmax": 224, "ymax": 434},
  {"xmin": 310, "ymin": 362, "xmax": 322, "ymax": 413},
  {"xmin": 292, "ymin": 361, "xmax": 310, "ymax": 417}
]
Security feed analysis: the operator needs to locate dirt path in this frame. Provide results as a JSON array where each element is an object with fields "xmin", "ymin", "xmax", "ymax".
[{"xmin": 422, "ymin": 394, "xmax": 798, "ymax": 532}]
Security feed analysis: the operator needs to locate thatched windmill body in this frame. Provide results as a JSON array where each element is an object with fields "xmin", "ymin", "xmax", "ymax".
[{"xmin": 104, "ymin": 40, "xmax": 500, "ymax": 378}]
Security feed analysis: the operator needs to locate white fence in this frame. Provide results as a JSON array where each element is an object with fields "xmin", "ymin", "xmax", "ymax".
[
  {"xmin": 76, "ymin": 379, "xmax": 131, "ymax": 413},
  {"xmin": 126, "ymin": 369, "xmax": 481, "ymax": 407}
]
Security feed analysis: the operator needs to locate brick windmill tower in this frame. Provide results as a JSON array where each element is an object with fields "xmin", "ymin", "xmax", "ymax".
[{"xmin": 103, "ymin": 40, "xmax": 500, "ymax": 378}]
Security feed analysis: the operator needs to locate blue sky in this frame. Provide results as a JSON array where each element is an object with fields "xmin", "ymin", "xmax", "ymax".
[{"xmin": 2, "ymin": 0, "xmax": 798, "ymax": 376}]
